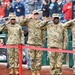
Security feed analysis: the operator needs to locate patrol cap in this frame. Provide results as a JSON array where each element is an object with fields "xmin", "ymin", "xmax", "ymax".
[
  {"xmin": 32, "ymin": 10, "xmax": 39, "ymax": 15},
  {"xmin": 10, "ymin": 16, "xmax": 16, "ymax": 20},
  {"xmin": 52, "ymin": 13, "xmax": 59, "ymax": 18}
]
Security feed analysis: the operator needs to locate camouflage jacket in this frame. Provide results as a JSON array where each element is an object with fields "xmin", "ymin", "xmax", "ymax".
[
  {"xmin": 45, "ymin": 22, "xmax": 68, "ymax": 49},
  {"xmin": 21, "ymin": 18, "xmax": 47, "ymax": 46},
  {"xmin": 0, "ymin": 23, "xmax": 24, "ymax": 45},
  {"xmin": 63, "ymin": 19, "xmax": 75, "ymax": 47}
]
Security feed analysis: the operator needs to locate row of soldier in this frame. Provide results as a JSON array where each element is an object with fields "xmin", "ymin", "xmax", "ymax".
[{"xmin": 0, "ymin": 10, "xmax": 75, "ymax": 75}]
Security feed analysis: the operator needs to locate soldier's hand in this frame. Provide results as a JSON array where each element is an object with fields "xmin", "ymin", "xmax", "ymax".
[
  {"xmin": 25, "ymin": 14, "xmax": 33, "ymax": 19},
  {"xmin": 73, "ymin": 18, "xmax": 75, "ymax": 22},
  {"xmin": 28, "ymin": 15, "xmax": 33, "ymax": 19},
  {"xmin": 46, "ymin": 19, "xmax": 50, "ymax": 23},
  {"xmin": 5, "ymin": 19, "xmax": 11, "ymax": 25}
]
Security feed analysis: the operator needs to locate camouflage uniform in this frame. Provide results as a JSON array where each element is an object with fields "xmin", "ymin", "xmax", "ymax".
[
  {"xmin": 41, "ymin": 13, "xmax": 68, "ymax": 75},
  {"xmin": 0, "ymin": 22, "xmax": 24, "ymax": 69},
  {"xmin": 63, "ymin": 19, "xmax": 75, "ymax": 74},
  {"xmin": 45, "ymin": 21, "xmax": 68, "ymax": 75},
  {"xmin": 21, "ymin": 18, "xmax": 47, "ymax": 71}
]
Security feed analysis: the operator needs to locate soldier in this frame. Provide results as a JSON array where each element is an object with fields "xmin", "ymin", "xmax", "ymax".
[
  {"xmin": 63, "ymin": 19, "xmax": 75, "ymax": 75},
  {"xmin": 0, "ymin": 15, "xmax": 24, "ymax": 75},
  {"xmin": 44, "ymin": 14, "xmax": 68, "ymax": 75},
  {"xmin": 21, "ymin": 10, "xmax": 47, "ymax": 75}
]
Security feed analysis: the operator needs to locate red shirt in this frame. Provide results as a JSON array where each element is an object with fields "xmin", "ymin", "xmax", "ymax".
[
  {"xmin": 0, "ymin": 6, "xmax": 6, "ymax": 18},
  {"xmin": 63, "ymin": 2, "xmax": 72, "ymax": 20},
  {"xmin": 5, "ymin": 0, "xmax": 10, "ymax": 2},
  {"xmin": 4, "ymin": 0, "xmax": 10, "ymax": 5}
]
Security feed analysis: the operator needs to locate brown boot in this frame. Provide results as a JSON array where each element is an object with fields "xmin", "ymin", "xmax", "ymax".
[
  {"xmin": 32, "ymin": 71, "xmax": 37, "ymax": 75},
  {"xmin": 9, "ymin": 68, "xmax": 14, "ymax": 75},
  {"xmin": 15, "ymin": 68, "xmax": 19, "ymax": 75},
  {"xmin": 36, "ymin": 70, "xmax": 40, "ymax": 75}
]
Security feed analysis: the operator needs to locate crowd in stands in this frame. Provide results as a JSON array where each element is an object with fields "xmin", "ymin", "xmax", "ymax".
[{"xmin": 0, "ymin": 0, "xmax": 73, "ymax": 23}]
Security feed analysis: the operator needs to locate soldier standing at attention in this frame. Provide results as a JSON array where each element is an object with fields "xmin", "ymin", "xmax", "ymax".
[
  {"xmin": 43, "ymin": 14, "xmax": 68, "ymax": 75},
  {"xmin": 21, "ymin": 10, "xmax": 47, "ymax": 75},
  {"xmin": 63, "ymin": 19, "xmax": 75, "ymax": 75},
  {"xmin": 0, "ymin": 15, "xmax": 24, "ymax": 75}
]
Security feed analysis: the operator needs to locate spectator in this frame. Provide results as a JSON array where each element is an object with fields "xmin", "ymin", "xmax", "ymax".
[
  {"xmin": 48, "ymin": 0, "xmax": 51, "ymax": 4},
  {"xmin": 42, "ymin": 0, "xmax": 49, "ymax": 21},
  {"xmin": 22, "ymin": 25, "xmax": 30, "ymax": 70},
  {"xmin": 0, "ymin": 14, "xmax": 24, "ymax": 75},
  {"xmin": 57, "ymin": 0, "xmax": 63, "ymax": 21},
  {"xmin": 62, "ymin": 0, "xmax": 66, "ymax": 5},
  {"xmin": 10, "ymin": 0, "xmax": 12, "ymax": 3},
  {"xmin": 14, "ymin": 0, "xmax": 25, "ymax": 23},
  {"xmin": 26, "ymin": 0, "xmax": 35, "ymax": 14},
  {"xmin": 5, "ymin": 2, "xmax": 14, "ymax": 17},
  {"xmin": 0, "ymin": 1, "xmax": 6, "ymax": 18},
  {"xmin": 35, "ymin": 0, "xmax": 42, "ymax": 10},
  {"xmin": 49, "ymin": 0, "xmax": 58, "ymax": 20},
  {"xmin": 0, "ymin": 38, "xmax": 4, "ymax": 46},
  {"xmin": 62, "ymin": 0, "xmax": 72, "ymax": 21},
  {"xmin": 4, "ymin": 0, "xmax": 10, "ymax": 2},
  {"xmin": 4, "ymin": 0, "xmax": 10, "ymax": 5},
  {"xmin": 57, "ymin": 0, "xmax": 63, "ymax": 14}
]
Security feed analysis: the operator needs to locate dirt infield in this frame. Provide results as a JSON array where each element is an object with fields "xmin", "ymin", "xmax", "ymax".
[{"xmin": 0, "ymin": 65, "xmax": 73, "ymax": 75}]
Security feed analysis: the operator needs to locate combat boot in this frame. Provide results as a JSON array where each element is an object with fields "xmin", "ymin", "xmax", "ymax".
[
  {"xmin": 36, "ymin": 70, "xmax": 40, "ymax": 75},
  {"xmin": 73, "ymin": 66, "xmax": 75, "ymax": 75},
  {"xmin": 15, "ymin": 68, "xmax": 19, "ymax": 75},
  {"xmin": 32, "ymin": 71, "xmax": 37, "ymax": 75},
  {"xmin": 9, "ymin": 68, "xmax": 14, "ymax": 75}
]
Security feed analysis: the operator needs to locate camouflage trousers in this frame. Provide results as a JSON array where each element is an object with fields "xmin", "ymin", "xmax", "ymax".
[
  {"xmin": 7, "ymin": 48, "xmax": 19, "ymax": 68},
  {"xmin": 29, "ymin": 49, "xmax": 43, "ymax": 71},
  {"xmin": 49, "ymin": 52, "xmax": 63, "ymax": 75}
]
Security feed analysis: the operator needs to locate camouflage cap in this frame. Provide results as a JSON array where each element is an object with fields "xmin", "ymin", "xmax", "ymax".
[
  {"xmin": 10, "ymin": 16, "xmax": 16, "ymax": 20},
  {"xmin": 52, "ymin": 13, "xmax": 59, "ymax": 18},
  {"xmin": 32, "ymin": 10, "xmax": 39, "ymax": 14}
]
